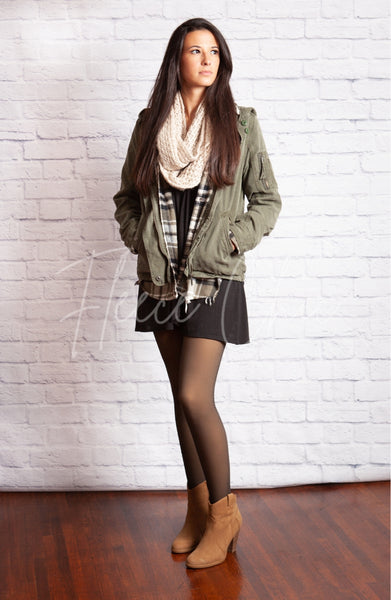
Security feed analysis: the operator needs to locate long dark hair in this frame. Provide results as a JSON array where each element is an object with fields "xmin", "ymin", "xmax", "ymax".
[{"xmin": 132, "ymin": 18, "xmax": 241, "ymax": 196}]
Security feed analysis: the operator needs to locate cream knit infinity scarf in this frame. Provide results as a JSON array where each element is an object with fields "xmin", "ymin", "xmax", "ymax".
[{"xmin": 157, "ymin": 91, "xmax": 211, "ymax": 190}]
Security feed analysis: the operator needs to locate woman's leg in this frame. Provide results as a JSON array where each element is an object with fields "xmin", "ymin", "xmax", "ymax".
[
  {"xmin": 154, "ymin": 330, "xmax": 206, "ymax": 489},
  {"xmin": 177, "ymin": 336, "xmax": 230, "ymax": 504},
  {"xmin": 154, "ymin": 330, "xmax": 230, "ymax": 504}
]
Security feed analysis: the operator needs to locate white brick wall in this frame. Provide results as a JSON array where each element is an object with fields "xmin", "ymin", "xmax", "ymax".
[{"xmin": 0, "ymin": 0, "xmax": 389, "ymax": 491}]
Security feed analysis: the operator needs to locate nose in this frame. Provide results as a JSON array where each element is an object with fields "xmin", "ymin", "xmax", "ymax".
[{"xmin": 202, "ymin": 53, "xmax": 211, "ymax": 65}]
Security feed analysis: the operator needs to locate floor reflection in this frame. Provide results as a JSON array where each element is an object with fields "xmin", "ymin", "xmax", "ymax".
[{"xmin": 181, "ymin": 553, "xmax": 244, "ymax": 600}]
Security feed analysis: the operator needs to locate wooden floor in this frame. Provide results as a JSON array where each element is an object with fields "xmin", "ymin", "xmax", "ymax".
[{"xmin": 0, "ymin": 481, "xmax": 389, "ymax": 600}]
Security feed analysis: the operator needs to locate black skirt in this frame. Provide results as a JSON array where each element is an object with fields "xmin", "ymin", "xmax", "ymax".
[{"xmin": 134, "ymin": 183, "xmax": 250, "ymax": 345}]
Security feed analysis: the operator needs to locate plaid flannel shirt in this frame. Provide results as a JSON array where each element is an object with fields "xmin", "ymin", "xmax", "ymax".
[{"xmin": 139, "ymin": 172, "xmax": 223, "ymax": 308}]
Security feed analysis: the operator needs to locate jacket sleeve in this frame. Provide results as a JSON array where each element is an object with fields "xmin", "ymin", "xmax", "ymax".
[
  {"xmin": 113, "ymin": 114, "xmax": 143, "ymax": 254},
  {"xmin": 229, "ymin": 109, "xmax": 282, "ymax": 254}
]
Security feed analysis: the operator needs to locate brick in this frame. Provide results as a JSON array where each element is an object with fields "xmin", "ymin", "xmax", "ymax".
[
  {"xmin": 24, "ymin": 140, "xmax": 84, "ymax": 160},
  {"xmin": 306, "ymin": 444, "xmax": 369, "ymax": 464},
  {"xmin": 321, "ymin": 338, "xmax": 355, "ymax": 359},
  {"xmin": 123, "ymin": 444, "xmax": 179, "ymax": 467},
  {"xmin": 0, "ymin": 341, "xmax": 38, "ymax": 363},
  {"xmin": 39, "ymin": 342, "xmax": 70, "ymax": 363},
  {"xmin": 0, "ymin": 449, "xmax": 29, "ymax": 467},
  {"xmin": 0, "ymin": 300, "xmax": 24, "ymax": 319},
  {"xmin": 304, "ymin": 59, "xmax": 368, "ymax": 79},
  {"xmin": 355, "ymin": 465, "xmax": 390, "ymax": 482},
  {"xmin": 323, "ymin": 423, "xmax": 354, "ymax": 443},
  {"xmin": 43, "ymin": 160, "xmax": 74, "ymax": 179},
  {"xmin": 0, "ymin": 101, "xmax": 22, "ymax": 119},
  {"xmin": 0, "ymin": 220, "xmax": 18, "ymax": 240},
  {"xmin": 0, "ymin": 322, "xmax": 22, "ymax": 341},
  {"xmin": 92, "ymin": 447, "xmax": 121, "ymax": 466},
  {"xmin": 276, "ymin": 402, "xmax": 306, "ymax": 422},
  {"xmin": 306, "ymin": 358, "xmax": 369, "ymax": 380},
  {"xmin": 36, "ymin": 122, "xmax": 68, "ymax": 139},
  {"xmin": 322, "ymin": 465, "xmax": 355, "ymax": 481},
  {"xmin": 307, "ymin": 400, "xmax": 369, "ymax": 421},
  {"xmin": 0, "ymin": 364, "xmax": 28, "ymax": 383},
  {"xmin": 134, "ymin": 466, "xmax": 166, "ymax": 488},
  {"xmin": 2, "ymin": 162, "xmax": 42, "ymax": 180},
  {"xmin": 38, "ymin": 241, "xmax": 68, "ymax": 261},
  {"xmin": 256, "ymin": 1, "xmax": 319, "ymax": 17},
  {"xmin": 39, "ymin": 200, "xmax": 71, "ymax": 220},
  {"xmin": 322, "ymin": 380, "xmax": 354, "ymax": 402},
  {"xmin": 307, "ymin": 100, "xmax": 369, "ymax": 120},
  {"xmin": 0, "ymin": 1, "xmax": 39, "ymax": 18},
  {"xmin": 322, "ymin": 0, "xmax": 354, "ymax": 18},
  {"xmin": 29, "ymin": 364, "xmax": 91, "ymax": 384},
  {"xmin": 355, "ymin": 424, "xmax": 390, "ymax": 443},
  {"xmin": 370, "ymin": 402, "xmax": 390, "ymax": 423},
  {"xmin": 19, "ymin": 20, "xmax": 78, "ymax": 40},
  {"xmin": 68, "ymin": 1, "xmax": 131, "ymax": 19},
  {"xmin": 368, "ymin": 359, "xmax": 391, "ymax": 381},
  {"xmin": 370, "ymin": 445, "xmax": 391, "ymax": 464},
  {"xmin": 306, "ymin": 19, "xmax": 368, "ymax": 38},
  {"xmin": 368, "ymin": 59, "xmax": 391, "ymax": 79},
  {"xmin": 263, "ymin": 423, "xmax": 322, "ymax": 444},
  {"xmin": 370, "ymin": 99, "xmax": 390, "ymax": 120},
  {"xmin": 275, "ymin": 21, "xmax": 305, "ymax": 38},
  {"xmin": 370, "ymin": 21, "xmax": 389, "ymax": 39},
  {"xmin": 43, "ymin": 468, "xmax": 74, "ymax": 489},
  {"xmin": 0, "ymin": 422, "xmax": 45, "ymax": 444},
  {"xmin": 354, "ymin": 0, "xmax": 390, "ymax": 18},
  {"xmin": 30, "ymin": 448, "xmax": 91, "ymax": 468},
  {"xmin": 0, "ymin": 404, "xmax": 27, "ymax": 423},
  {"xmin": 256, "ymin": 464, "xmax": 323, "ymax": 487},
  {"xmin": 23, "ymin": 101, "xmax": 85, "ymax": 120},
  {"xmin": 357, "ymin": 338, "xmax": 390, "ymax": 360},
  {"xmin": 307, "ymin": 297, "xmax": 368, "ymax": 318},
  {"xmin": 78, "ymin": 425, "xmax": 138, "ymax": 446},
  {"xmin": 307, "ymin": 257, "xmax": 366, "ymax": 278},
  {"xmin": 88, "ymin": 62, "xmax": 117, "ymax": 81},
  {"xmin": 353, "ymin": 79, "xmax": 390, "ymax": 99},
  {"xmin": 0, "ymin": 120, "xmax": 35, "ymax": 140},
  {"xmin": 47, "ymin": 424, "xmax": 77, "ymax": 447},
  {"xmin": 0, "ymin": 141, "xmax": 23, "ymax": 160},
  {"xmin": 355, "ymin": 277, "xmax": 389, "ymax": 297},
  {"xmin": 87, "ymin": 404, "xmax": 120, "ymax": 423},
  {"xmin": 73, "ymin": 467, "xmax": 134, "ymax": 489},
  {"xmin": 355, "ymin": 381, "xmax": 390, "ymax": 402}
]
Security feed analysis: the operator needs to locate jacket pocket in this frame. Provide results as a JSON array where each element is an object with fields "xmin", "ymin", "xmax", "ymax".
[
  {"xmin": 258, "ymin": 152, "xmax": 277, "ymax": 192},
  {"xmin": 191, "ymin": 215, "xmax": 235, "ymax": 274}
]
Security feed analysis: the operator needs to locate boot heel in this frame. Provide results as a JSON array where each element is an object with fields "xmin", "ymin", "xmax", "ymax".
[{"xmin": 228, "ymin": 531, "xmax": 239, "ymax": 553}]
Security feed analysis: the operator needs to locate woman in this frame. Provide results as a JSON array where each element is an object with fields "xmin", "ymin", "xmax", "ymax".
[{"xmin": 113, "ymin": 18, "xmax": 281, "ymax": 569}]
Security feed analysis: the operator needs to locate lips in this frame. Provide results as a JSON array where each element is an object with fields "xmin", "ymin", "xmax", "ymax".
[{"xmin": 199, "ymin": 71, "xmax": 212, "ymax": 75}]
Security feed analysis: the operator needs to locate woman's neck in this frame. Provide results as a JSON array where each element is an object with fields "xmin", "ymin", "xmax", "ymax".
[{"xmin": 180, "ymin": 88, "xmax": 205, "ymax": 130}]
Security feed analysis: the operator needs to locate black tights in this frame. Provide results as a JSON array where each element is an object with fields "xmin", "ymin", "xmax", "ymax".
[{"xmin": 154, "ymin": 330, "xmax": 230, "ymax": 504}]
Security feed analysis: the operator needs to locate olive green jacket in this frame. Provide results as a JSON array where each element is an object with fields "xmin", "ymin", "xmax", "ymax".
[{"xmin": 113, "ymin": 106, "xmax": 282, "ymax": 286}]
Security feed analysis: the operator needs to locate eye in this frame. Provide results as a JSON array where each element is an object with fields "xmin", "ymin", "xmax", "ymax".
[
  {"xmin": 190, "ymin": 49, "xmax": 200, "ymax": 54},
  {"xmin": 211, "ymin": 49, "xmax": 219, "ymax": 55}
]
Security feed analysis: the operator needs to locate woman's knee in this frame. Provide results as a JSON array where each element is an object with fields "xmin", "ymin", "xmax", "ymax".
[{"xmin": 175, "ymin": 387, "xmax": 213, "ymax": 418}]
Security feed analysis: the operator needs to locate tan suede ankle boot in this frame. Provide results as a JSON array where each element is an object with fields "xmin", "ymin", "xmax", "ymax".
[
  {"xmin": 171, "ymin": 481, "xmax": 209, "ymax": 554},
  {"xmin": 185, "ymin": 492, "xmax": 242, "ymax": 569}
]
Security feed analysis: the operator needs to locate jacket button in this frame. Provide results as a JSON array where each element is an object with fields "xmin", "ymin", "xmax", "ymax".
[
  {"xmin": 241, "ymin": 120, "xmax": 247, "ymax": 126},
  {"xmin": 244, "ymin": 127, "xmax": 249, "ymax": 134},
  {"xmin": 155, "ymin": 275, "xmax": 161, "ymax": 282}
]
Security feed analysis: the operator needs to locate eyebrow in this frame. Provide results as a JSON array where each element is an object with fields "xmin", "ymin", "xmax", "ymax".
[{"xmin": 187, "ymin": 45, "xmax": 219, "ymax": 49}]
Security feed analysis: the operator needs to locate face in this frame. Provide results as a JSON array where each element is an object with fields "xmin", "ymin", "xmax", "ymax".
[{"xmin": 180, "ymin": 29, "xmax": 220, "ymax": 93}]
